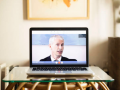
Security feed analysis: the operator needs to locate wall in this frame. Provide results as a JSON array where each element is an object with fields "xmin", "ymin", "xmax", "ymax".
[
  {"xmin": 0, "ymin": 0, "xmax": 114, "ymax": 68},
  {"xmin": 113, "ymin": 0, "xmax": 120, "ymax": 37}
]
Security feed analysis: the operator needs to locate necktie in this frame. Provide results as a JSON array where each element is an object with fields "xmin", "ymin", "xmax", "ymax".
[{"xmin": 54, "ymin": 60, "xmax": 59, "ymax": 62}]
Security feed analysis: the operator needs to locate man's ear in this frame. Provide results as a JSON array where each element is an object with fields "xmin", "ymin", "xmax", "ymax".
[{"xmin": 49, "ymin": 44, "xmax": 51, "ymax": 49}]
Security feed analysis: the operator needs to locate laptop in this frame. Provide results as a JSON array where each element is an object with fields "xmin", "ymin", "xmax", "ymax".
[{"xmin": 27, "ymin": 27, "xmax": 94, "ymax": 76}]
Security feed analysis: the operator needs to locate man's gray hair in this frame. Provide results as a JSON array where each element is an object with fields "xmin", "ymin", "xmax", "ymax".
[{"xmin": 49, "ymin": 35, "xmax": 64, "ymax": 44}]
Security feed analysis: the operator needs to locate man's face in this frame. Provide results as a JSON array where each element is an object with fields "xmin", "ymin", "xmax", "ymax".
[{"xmin": 49, "ymin": 38, "xmax": 64, "ymax": 57}]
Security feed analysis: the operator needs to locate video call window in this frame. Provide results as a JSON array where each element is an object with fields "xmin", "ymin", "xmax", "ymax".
[{"xmin": 32, "ymin": 31, "xmax": 87, "ymax": 65}]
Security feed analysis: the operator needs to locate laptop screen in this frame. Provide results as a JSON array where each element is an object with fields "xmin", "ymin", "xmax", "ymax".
[{"xmin": 30, "ymin": 28, "xmax": 88, "ymax": 67}]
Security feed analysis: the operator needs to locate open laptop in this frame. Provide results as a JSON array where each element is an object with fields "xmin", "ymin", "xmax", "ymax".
[{"xmin": 27, "ymin": 27, "xmax": 94, "ymax": 76}]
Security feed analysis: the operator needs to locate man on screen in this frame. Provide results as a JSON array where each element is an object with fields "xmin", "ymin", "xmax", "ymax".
[{"xmin": 40, "ymin": 35, "xmax": 77, "ymax": 61}]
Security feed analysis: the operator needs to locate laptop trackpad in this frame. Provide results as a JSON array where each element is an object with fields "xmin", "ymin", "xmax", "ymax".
[{"xmin": 55, "ymin": 71, "xmax": 72, "ymax": 75}]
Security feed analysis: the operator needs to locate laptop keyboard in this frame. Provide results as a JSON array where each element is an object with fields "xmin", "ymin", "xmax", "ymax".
[{"xmin": 32, "ymin": 67, "xmax": 87, "ymax": 71}]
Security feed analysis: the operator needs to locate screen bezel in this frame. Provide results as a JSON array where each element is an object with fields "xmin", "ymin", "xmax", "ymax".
[{"xmin": 30, "ymin": 27, "xmax": 89, "ymax": 67}]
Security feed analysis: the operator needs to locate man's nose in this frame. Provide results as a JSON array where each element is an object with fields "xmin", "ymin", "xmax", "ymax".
[{"xmin": 59, "ymin": 45, "xmax": 62, "ymax": 49}]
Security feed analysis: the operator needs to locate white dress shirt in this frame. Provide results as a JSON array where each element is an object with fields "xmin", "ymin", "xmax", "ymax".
[{"xmin": 51, "ymin": 55, "xmax": 61, "ymax": 62}]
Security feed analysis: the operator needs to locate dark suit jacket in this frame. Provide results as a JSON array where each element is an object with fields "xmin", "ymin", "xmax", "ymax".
[{"xmin": 40, "ymin": 56, "xmax": 77, "ymax": 61}]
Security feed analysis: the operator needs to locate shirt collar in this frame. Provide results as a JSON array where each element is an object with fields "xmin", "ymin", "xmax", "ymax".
[{"xmin": 51, "ymin": 55, "xmax": 61, "ymax": 62}]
